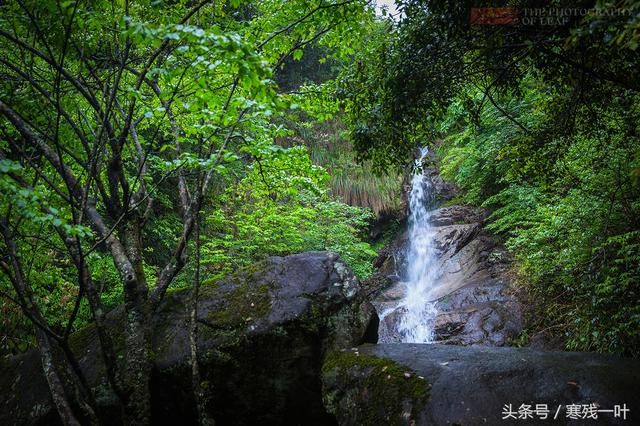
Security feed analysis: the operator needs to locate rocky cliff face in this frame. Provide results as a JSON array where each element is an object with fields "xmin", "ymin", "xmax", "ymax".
[
  {"xmin": 0, "ymin": 252, "xmax": 377, "ymax": 426},
  {"xmin": 371, "ymin": 198, "xmax": 523, "ymax": 346}
]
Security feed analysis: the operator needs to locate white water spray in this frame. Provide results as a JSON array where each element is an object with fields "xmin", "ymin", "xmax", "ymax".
[{"xmin": 396, "ymin": 147, "xmax": 439, "ymax": 342}]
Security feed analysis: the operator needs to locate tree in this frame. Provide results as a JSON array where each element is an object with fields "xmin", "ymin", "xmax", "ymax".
[
  {"xmin": 343, "ymin": 0, "xmax": 640, "ymax": 171},
  {"xmin": 0, "ymin": 0, "xmax": 374, "ymax": 424}
]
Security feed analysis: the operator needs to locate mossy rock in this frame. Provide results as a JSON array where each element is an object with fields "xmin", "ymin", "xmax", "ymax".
[
  {"xmin": 324, "ymin": 344, "xmax": 640, "ymax": 425},
  {"xmin": 1, "ymin": 252, "xmax": 378, "ymax": 426},
  {"xmin": 322, "ymin": 349, "xmax": 429, "ymax": 426},
  {"xmin": 204, "ymin": 277, "xmax": 272, "ymax": 331}
]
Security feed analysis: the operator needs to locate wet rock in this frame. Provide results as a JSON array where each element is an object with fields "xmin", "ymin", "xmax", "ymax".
[
  {"xmin": 322, "ymin": 343, "xmax": 640, "ymax": 425},
  {"xmin": 371, "ymin": 231, "xmax": 409, "ymax": 278},
  {"xmin": 432, "ymin": 223, "xmax": 481, "ymax": 257},
  {"xmin": 424, "ymin": 167, "xmax": 457, "ymax": 202},
  {"xmin": 376, "ymin": 306, "xmax": 409, "ymax": 342},
  {"xmin": 434, "ymin": 297, "xmax": 523, "ymax": 346},
  {"xmin": 370, "ymin": 200, "xmax": 523, "ymax": 345},
  {"xmin": 0, "ymin": 252, "xmax": 377, "ymax": 426},
  {"xmin": 428, "ymin": 205, "xmax": 486, "ymax": 227}
]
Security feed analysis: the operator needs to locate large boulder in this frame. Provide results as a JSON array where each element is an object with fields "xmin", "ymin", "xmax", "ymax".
[
  {"xmin": 0, "ymin": 252, "xmax": 378, "ymax": 426},
  {"xmin": 322, "ymin": 344, "xmax": 640, "ymax": 425}
]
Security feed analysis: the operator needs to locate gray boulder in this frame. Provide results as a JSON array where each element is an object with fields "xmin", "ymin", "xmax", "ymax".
[{"xmin": 0, "ymin": 252, "xmax": 377, "ymax": 426}]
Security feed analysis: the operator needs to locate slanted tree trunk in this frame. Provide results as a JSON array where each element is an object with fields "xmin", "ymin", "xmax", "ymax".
[
  {"xmin": 189, "ymin": 214, "xmax": 215, "ymax": 426},
  {"xmin": 35, "ymin": 330, "xmax": 82, "ymax": 426}
]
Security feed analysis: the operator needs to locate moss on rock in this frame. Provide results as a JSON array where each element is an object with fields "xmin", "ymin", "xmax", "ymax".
[
  {"xmin": 202, "ymin": 273, "xmax": 272, "ymax": 331},
  {"xmin": 321, "ymin": 349, "xmax": 429, "ymax": 425}
]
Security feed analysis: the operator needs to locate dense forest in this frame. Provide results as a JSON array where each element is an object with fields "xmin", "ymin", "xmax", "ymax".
[{"xmin": 0, "ymin": 0, "xmax": 638, "ymax": 425}]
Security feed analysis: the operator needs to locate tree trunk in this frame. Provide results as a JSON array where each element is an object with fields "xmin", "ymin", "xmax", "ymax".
[
  {"xmin": 122, "ymin": 305, "xmax": 153, "ymax": 425},
  {"xmin": 121, "ymin": 220, "xmax": 153, "ymax": 425},
  {"xmin": 35, "ymin": 329, "xmax": 82, "ymax": 426},
  {"xmin": 189, "ymin": 215, "xmax": 215, "ymax": 426}
]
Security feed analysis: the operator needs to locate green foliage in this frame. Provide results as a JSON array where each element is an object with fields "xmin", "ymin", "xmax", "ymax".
[
  {"xmin": 311, "ymin": 200, "xmax": 377, "ymax": 279},
  {"xmin": 202, "ymin": 145, "xmax": 376, "ymax": 280},
  {"xmin": 0, "ymin": 0, "xmax": 377, "ymax": 360},
  {"xmin": 342, "ymin": 0, "xmax": 640, "ymax": 173},
  {"xmin": 274, "ymin": 44, "xmax": 342, "ymax": 92},
  {"xmin": 438, "ymin": 78, "xmax": 640, "ymax": 356}
]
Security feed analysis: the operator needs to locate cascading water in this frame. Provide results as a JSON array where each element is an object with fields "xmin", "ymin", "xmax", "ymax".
[
  {"xmin": 397, "ymin": 147, "xmax": 439, "ymax": 342},
  {"xmin": 377, "ymin": 147, "xmax": 439, "ymax": 343}
]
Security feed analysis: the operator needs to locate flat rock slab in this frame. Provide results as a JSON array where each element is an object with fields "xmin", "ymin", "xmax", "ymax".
[{"xmin": 323, "ymin": 343, "xmax": 640, "ymax": 425}]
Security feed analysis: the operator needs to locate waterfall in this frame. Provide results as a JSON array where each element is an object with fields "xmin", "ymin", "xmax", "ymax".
[
  {"xmin": 374, "ymin": 146, "xmax": 440, "ymax": 343},
  {"xmin": 397, "ymin": 147, "xmax": 439, "ymax": 342}
]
